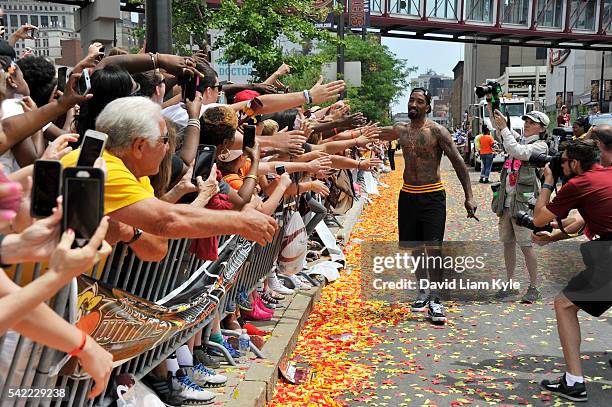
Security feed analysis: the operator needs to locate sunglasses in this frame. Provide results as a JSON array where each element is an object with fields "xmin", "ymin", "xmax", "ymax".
[
  {"xmin": 159, "ymin": 136, "xmax": 169, "ymax": 144},
  {"xmin": 209, "ymin": 84, "xmax": 223, "ymax": 92}
]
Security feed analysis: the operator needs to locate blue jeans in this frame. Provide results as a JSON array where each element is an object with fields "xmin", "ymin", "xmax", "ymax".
[{"xmin": 480, "ymin": 153, "xmax": 494, "ymax": 178}]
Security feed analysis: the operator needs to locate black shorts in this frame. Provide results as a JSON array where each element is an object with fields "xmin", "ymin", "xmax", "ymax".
[
  {"xmin": 562, "ymin": 240, "xmax": 612, "ymax": 317},
  {"xmin": 398, "ymin": 189, "xmax": 446, "ymax": 244}
]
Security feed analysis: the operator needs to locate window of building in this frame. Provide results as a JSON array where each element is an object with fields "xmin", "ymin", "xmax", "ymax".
[
  {"xmin": 40, "ymin": 15, "xmax": 48, "ymax": 27},
  {"xmin": 536, "ymin": 47, "xmax": 547, "ymax": 60},
  {"xmin": 31, "ymin": 15, "xmax": 38, "ymax": 27},
  {"xmin": 50, "ymin": 16, "xmax": 58, "ymax": 27},
  {"xmin": 62, "ymin": 16, "xmax": 66, "ymax": 28},
  {"xmin": 9, "ymin": 15, "xmax": 17, "ymax": 27},
  {"xmin": 20, "ymin": 15, "xmax": 28, "ymax": 26}
]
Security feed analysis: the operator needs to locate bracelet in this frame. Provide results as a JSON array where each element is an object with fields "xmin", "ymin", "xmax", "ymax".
[
  {"xmin": 542, "ymin": 183, "xmax": 555, "ymax": 191},
  {"xmin": 125, "ymin": 227, "xmax": 143, "ymax": 245},
  {"xmin": 148, "ymin": 52, "xmax": 157, "ymax": 70},
  {"xmin": 68, "ymin": 330, "xmax": 87, "ymax": 357},
  {"xmin": 0, "ymin": 234, "xmax": 10, "ymax": 267},
  {"xmin": 244, "ymin": 174, "xmax": 259, "ymax": 183},
  {"xmin": 187, "ymin": 119, "xmax": 201, "ymax": 129}
]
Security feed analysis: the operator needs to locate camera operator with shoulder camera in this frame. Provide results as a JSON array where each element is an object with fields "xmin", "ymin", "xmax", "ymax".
[
  {"xmin": 490, "ymin": 107, "xmax": 549, "ymax": 302},
  {"xmin": 531, "ymin": 138, "xmax": 612, "ymax": 402}
]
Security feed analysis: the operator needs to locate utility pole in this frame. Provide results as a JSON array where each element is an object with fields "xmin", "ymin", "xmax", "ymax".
[
  {"xmin": 337, "ymin": 1, "xmax": 345, "ymax": 99},
  {"xmin": 145, "ymin": 0, "xmax": 172, "ymax": 53},
  {"xmin": 600, "ymin": 51, "xmax": 606, "ymax": 112},
  {"xmin": 560, "ymin": 65, "xmax": 567, "ymax": 107}
]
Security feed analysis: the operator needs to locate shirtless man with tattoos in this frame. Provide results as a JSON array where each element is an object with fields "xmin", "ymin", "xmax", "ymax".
[{"xmin": 380, "ymin": 87, "xmax": 477, "ymax": 323}]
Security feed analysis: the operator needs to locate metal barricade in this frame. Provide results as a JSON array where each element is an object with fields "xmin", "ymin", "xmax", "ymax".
[{"xmin": 0, "ymin": 232, "xmax": 251, "ymax": 407}]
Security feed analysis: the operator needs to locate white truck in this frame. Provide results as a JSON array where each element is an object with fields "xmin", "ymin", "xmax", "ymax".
[{"xmin": 468, "ymin": 97, "xmax": 535, "ymax": 171}]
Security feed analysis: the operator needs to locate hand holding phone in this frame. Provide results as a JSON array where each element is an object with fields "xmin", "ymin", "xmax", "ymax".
[
  {"xmin": 181, "ymin": 74, "xmax": 200, "ymax": 102},
  {"xmin": 62, "ymin": 167, "xmax": 105, "ymax": 248},
  {"xmin": 242, "ymin": 125, "xmax": 256, "ymax": 150},
  {"xmin": 78, "ymin": 69, "xmax": 91, "ymax": 96},
  {"xmin": 192, "ymin": 145, "xmax": 216, "ymax": 185},
  {"xmin": 31, "ymin": 160, "xmax": 62, "ymax": 218},
  {"xmin": 77, "ymin": 130, "xmax": 107, "ymax": 167},
  {"xmin": 275, "ymin": 164, "xmax": 286, "ymax": 176}
]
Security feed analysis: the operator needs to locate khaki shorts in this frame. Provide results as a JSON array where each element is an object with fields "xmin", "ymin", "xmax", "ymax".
[{"xmin": 499, "ymin": 208, "xmax": 533, "ymax": 247}]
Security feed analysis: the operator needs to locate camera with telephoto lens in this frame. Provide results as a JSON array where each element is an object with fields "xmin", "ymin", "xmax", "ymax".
[
  {"xmin": 528, "ymin": 151, "xmax": 564, "ymax": 183},
  {"xmin": 515, "ymin": 210, "xmax": 554, "ymax": 233},
  {"xmin": 475, "ymin": 81, "xmax": 503, "ymax": 111}
]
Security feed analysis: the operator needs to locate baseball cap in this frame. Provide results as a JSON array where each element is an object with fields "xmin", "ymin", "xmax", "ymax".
[
  {"xmin": 522, "ymin": 111, "xmax": 550, "ymax": 127},
  {"xmin": 234, "ymin": 90, "xmax": 261, "ymax": 103}
]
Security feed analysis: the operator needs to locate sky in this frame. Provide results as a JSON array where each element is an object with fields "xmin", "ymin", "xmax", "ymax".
[{"xmin": 382, "ymin": 38, "xmax": 463, "ymax": 114}]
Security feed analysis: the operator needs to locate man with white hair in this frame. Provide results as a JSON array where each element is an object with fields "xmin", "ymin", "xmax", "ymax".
[{"xmin": 61, "ymin": 97, "xmax": 278, "ymax": 261}]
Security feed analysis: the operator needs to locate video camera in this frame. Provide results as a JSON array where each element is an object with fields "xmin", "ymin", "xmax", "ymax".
[
  {"xmin": 475, "ymin": 81, "xmax": 503, "ymax": 111},
  {"xmin": 514, "ymin": 210, "xmax": 553, "ymax": 233},
  {"xmin": 528, "ymin": 151, "xmax": 564, "ymax": 184}
]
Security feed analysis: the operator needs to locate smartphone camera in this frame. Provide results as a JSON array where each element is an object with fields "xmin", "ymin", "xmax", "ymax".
[{"xmin": 275, "ymin": 165, "xmax": 286, "ymax": 176}]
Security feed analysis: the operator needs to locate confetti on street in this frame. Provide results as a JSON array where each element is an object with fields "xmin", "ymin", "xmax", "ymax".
[{"xmin": 268, "ymin": 157, "xmax": 611, "ymax": 407}]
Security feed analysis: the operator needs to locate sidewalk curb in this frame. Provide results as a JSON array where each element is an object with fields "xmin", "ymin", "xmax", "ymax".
[{"xmin": 223, "ymin": 196, "xmax": 369, "ymax": 407}]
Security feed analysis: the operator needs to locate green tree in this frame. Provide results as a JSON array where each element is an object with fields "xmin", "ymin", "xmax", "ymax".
[
  {"xmin": 285, "ymin": 34, "xmax": 415, "ymax": 125},
  {"xmin": 211, "ymin": 0, "xmax": 335, "ymax": 80}
]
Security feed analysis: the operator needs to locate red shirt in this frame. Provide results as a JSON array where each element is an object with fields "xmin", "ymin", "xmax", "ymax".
[{"xmin": 546, "ymin": 165, "xmax": 612, "ymax": 238}]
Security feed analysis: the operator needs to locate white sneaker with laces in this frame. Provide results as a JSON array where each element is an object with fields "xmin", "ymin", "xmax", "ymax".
[
  {"xmin": 288, "ymin": 275, "xmax": 312, "ymax": 290},
  {"xmin": 267, "ymin": 272, "xmax": 294, "ymax": 295}
]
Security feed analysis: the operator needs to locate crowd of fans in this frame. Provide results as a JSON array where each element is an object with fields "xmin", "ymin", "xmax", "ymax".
[{"xmin": 0, "ymin": 33, "xmax": 393, "ymax": 404}]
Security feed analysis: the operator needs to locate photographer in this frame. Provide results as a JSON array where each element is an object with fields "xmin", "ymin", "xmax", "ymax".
[
  {"xmin": 491, "ymin": 109, "xmax": 549, "ymax": 302},
  {"xmin": 531, "ymin": 139, "xmax": 612, "ymax": 402}
]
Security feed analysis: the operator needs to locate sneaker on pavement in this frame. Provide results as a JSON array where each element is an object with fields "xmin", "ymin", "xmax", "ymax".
[
  {"xmin": 267, "ymin": 290, "xmax": 286, "ymax": 301},
  {"xmin": 208, "ymin": 339, "xmax": 241, "ymax": 359},
  {"xmin": 540, "ymin": 374, "xmax": 588, "ymax": 402},
  {"xmin": 287, "ymin": 274, "xmax": 312, "ymax": 290},
  {"xmin": 181, "ymin": 363, "xmax": 227, "ymax": 388},
  {"xmin": 268, "ymin": 272, "xmax": 294, "ymax": 295},
  {"xmin": 260, "ymin": 292, "xmax": 280, "ymax": 305},
  {"xmin": 494, "ymin": 287, "xmax": 520, "ymax": 299},
  {"xmin": 193, "ymin": 348, "xmax": 220, "ymax": 369},
  {"xmin": 141, "ymin": 373, "xmax": 184, "ymax": 406},
  {"xmin": 521, "ymin": 286, "xmax": 541, "ymax": 303},
  {"xmin": 427, "ymin": 299, "xmax": 447, "ymax": 324},
  {"xmin": 243, "ymin": 323, "xmax": 270, "ymax": 336},
  {"xmin": 411, "ymin": 292, "xmax": 430, "ymax": 312},
  {"xmin": 172, "ymin": 369, "xmax": 216, "ymax": 405}
]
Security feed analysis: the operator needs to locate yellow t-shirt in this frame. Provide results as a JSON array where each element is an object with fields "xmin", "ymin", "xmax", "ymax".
[{"xmin": 61, "ymin": 149, "xmax": 155, "ymax": 214}]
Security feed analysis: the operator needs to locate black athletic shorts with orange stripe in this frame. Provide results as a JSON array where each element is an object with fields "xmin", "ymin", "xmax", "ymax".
[{"xmin": 398, "ymin": 182, "xmax": 446, "ymax": 244}]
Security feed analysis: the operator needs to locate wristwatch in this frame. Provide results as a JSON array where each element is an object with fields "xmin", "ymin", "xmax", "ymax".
[
  {"xmin": 542, "ymin": 183, "xmax": 555, "ymax": 191},
  {"xmin": 125, "ymin": 227, "xmax": 143, "ymax": 245}
]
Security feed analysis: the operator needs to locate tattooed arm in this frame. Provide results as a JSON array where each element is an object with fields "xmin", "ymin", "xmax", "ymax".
[{"xmin": 434, "ymin": 124, "xmax": 478, "ymax": 218}]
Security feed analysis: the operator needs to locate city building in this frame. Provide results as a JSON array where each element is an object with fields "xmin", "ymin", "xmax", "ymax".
[
  {"xmin": 0, "ymin": 0, "xmax": 79, "ymax": 62},
  {"xmin": 410, "ymin": 69, "xmax": 453, "ymax": 124},
  {"xmin": 450, "ymin": 61, "xmax": 464, "ymax": 128},
  {"xmin": 461, "ymin": 44, "xmax": 548, "ymax": 115},
  {"xmin": 495, "ymin": 66, "xmax": 547, "ymax": 103},
  {"xmin": 545, "ymin": 49, "xmax": 612, "ymax": 113}
]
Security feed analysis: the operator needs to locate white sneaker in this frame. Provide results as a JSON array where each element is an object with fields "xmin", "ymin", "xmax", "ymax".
[
  {"xmin": 182, "ymin": 363, "xmax": 227, "ymax": 388},
  {"xmin": 267, "ymin": 272, "xmax": 294, "ymax": 295},
  {"xmin": 172, "ymin": 369, "xmax": 215, "ymax": 404},
  {"xmin": 287, "ymin": 275, "xmax": 312, "ymax": 290}
]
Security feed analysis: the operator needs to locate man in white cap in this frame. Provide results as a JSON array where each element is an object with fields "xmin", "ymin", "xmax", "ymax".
[{"xmin": 491, "ymin": 108, "xmax": 550, "ymax": 303}]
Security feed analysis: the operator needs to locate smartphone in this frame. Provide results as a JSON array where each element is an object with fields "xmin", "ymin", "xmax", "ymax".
[
  {"xmin": 31, "ymin": 160, "xmax": 62, "ymax": 218},
  {"xmin": 62, "ymin": 167, "xmax": 105, "ymax": 248},
  {"xmin": 77, "ymin": 130, "xmax": 107, "ymax": 166},
  {"xmin": 243, "ymin": 125, "xmax": 256, "ymax": 150},
  {"xmin": 192, "ymin": 145, "xmax": 216, "ymax": 184},
  {"xmin": 180, "ymin": 74, "xmax": 200, "ymax": 101},
  {"xmin": 96, "ymin": 46, "xmax": 105, "ymax": 62},
  {"xmin": 275, "ymin": 164, "xmax": 286, "ymax": 176},
  {"xmin": 27, "ymin": 27, "xmax": 37, "ymax": 39},
  {"xmin": 57, "ymin": 67, "xmax": 68, "ymax": 93},
  {"xmin": 78, "ymin": 69, "xmax": 91, "ymax": 96}
]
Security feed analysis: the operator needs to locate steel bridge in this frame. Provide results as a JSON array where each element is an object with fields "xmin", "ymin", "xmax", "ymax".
[{"xmin": 367, "ymin": 0, "xmax": 612, "ymax": 51}]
